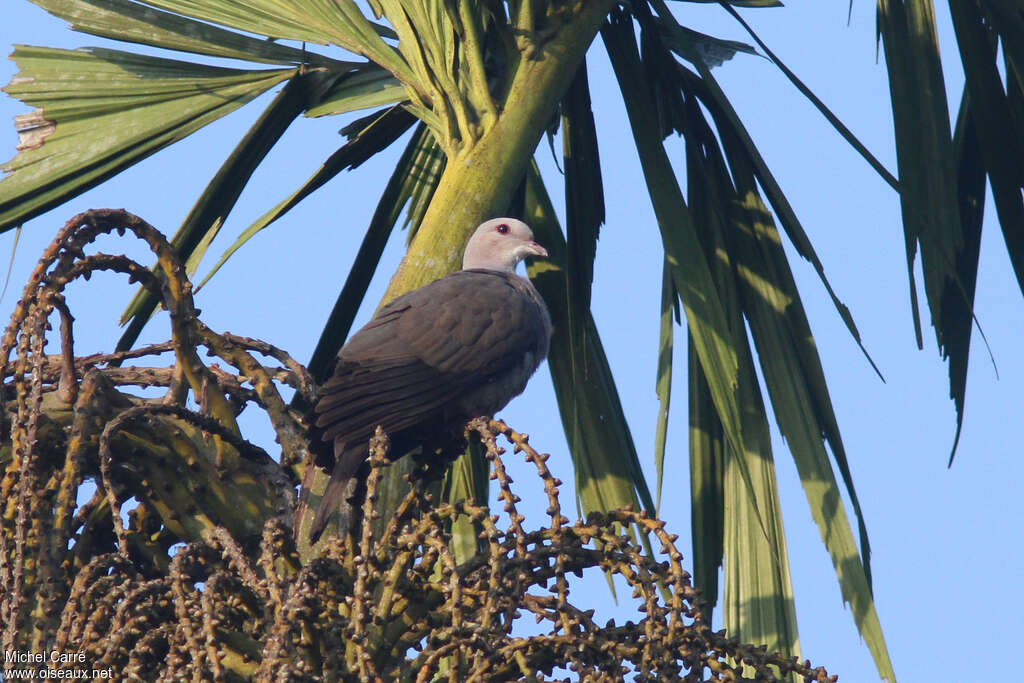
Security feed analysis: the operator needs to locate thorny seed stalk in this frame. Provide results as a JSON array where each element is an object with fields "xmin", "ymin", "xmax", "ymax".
[{"xmin": 1, "ymin": 210, "xmax": 835, "ymax": 681}]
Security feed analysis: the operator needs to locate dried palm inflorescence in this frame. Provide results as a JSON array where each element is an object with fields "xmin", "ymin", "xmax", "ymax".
[{"xmin": 1, "ymin": 210, "xmax": 835, "ymax": 681}]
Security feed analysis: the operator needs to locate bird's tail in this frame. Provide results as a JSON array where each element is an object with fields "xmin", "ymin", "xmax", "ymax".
[
  {"xmin": 308, "ymin": 470, "xmax": 360, "ymax": 543},
  {"xmin": 301, "ymin": 450, "xmax": 370, "ymax": 548}
]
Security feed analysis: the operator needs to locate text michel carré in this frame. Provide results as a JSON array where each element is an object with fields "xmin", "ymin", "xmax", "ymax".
[{"xmin": 4, "ymin": 651, "xmax": 87, "ymax": 664}]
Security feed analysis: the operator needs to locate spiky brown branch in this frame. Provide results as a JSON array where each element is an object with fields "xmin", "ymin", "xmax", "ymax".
[{"xmin": 1, "ymin": 209, "xmax": 835, "ymax": 681}]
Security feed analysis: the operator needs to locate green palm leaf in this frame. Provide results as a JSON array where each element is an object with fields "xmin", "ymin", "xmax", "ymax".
[
  {"xmin": 307, "ymin": 119, "xmax": 442, "ymax": 382},
  {"xmin": 526, "ymin": 163, "xmax": 654, "ymax": 517},
  {"xmin": 113, "ymin": 68, "xmax": 341, "ymax": 351},
  {"xmin": 683, "ymin": 115, "xmax": 801, "ymax": 670},
  {"xmin": 604, "ymin": 11, "xmax": 744, "ymax": 485},
  {"xmin": 137, "ymin": 0, "xmax": 414, "ymax": 83},
  {"xmin": 0, "ymin": 47, "xmax": 293, "ymax": 230},
  {"xmin": 195, "ymin": 107, "xmax": 416, "ymax": 295},
  {"xmin": 654, "ymin": 1, "xmax": 881, "ymax": 379},
  {"xmin": 876, "ymin": 0, "xmax": 962, "ymax": 350},
  {"xmin": 607, "ymin": 4, "xmax": 893, "ymax": 678},
  {"xmin": 654, "ymin": 260, "xmax": 677, "ymax": 512},
  {"xmin": 306, "ymin": 67, "xmax": 407, "ymax": 117},
  {"xmin": 941, "ymin": 90, "xmax": 986, "ymax": 462},
  {"xmin": 29, "ymin": 0, "xmax": 348, "ymax": 65}
]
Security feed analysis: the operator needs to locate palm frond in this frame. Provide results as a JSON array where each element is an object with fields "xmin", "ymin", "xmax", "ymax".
[
  {"xmin": 307, "ymin": 120, "xmax": 442, "ymax": 382},
  {"xmin": 526, "ymin": 163, "xmax": 654, "ymax": 517},
  {"xmin": 876, "ymin": 0, "xmax": 962, "ymax": 351},
  {"xmin": 654, "ymin": 260, "xmax": 676, "ymax": 513},
  {"xmin": 608, "ymin": 4, "xmax": 895, "ymax": 677},
  {"xmin": 306, "ymin": 66, "xmax": 407, "ymax": 117},
  {"xmin": 943, "ymin": 90, "xmax": 986, "ymax": 463},
  {"xmin": 137, "ymin": 0, "xmax": 415, "ymax": 83},
  {"xmin": 604, "ymin": 10, "xmax": 760, "ymax": 533},
  {"xmin": 195, "ymin": 107, "xmax": 417, "ymax": 294},
  {"xmin": 0, "ymin": 47, "xmax": 294, "ymax": 231},
  {"xmin": 113, "ymin": 69, "xmax": 341, "ymax": 351},
  {"xmin": 654, "ymin": 1, "xmax": 882, "ymax": 379},
  {"xmin": 28, "ymin": 0, "xmax": 347, "ymax": 65},
  {"xmin": 683, "ymin": 110, "xmax": 800, "ymax": 666}
]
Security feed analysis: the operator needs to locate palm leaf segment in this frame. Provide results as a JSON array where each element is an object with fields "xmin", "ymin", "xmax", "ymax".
[{"xmin": 0, "ymin": 1, "xmax": 936, "ymax": 679}]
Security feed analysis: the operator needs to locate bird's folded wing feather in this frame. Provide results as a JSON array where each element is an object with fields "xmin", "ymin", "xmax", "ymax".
[{"xmin": 312, "ymin": 271, "xmax": 548, "ymax": 465}]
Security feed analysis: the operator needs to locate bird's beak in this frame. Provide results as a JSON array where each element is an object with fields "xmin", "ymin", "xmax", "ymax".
[{"xmin": 524, "ymin": 241, "xmax": 548, "ymax": 259}]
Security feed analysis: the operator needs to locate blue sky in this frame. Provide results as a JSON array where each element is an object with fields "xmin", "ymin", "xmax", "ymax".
[{"xmin": 3, "ymin": 2, "xmax": 1023, "ymax": 681}]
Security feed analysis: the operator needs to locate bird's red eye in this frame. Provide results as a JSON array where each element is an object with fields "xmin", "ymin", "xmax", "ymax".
[{"xmin": 496, "ymin": 223, "xmax": 510, "ymax": 234}]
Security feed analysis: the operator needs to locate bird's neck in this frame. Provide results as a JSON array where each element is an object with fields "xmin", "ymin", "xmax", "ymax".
[{"xmin": 461, "ymin": 261, "xmax": 520, "ymax": 274}]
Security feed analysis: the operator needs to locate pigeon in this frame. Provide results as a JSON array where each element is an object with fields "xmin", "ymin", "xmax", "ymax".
[{"xmin": 300, "ymin": 217, "xmax": 552, "ymax": 542}]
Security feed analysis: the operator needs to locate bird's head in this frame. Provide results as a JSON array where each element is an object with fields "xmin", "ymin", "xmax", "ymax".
[{"xmin": 462, "ymin": 218, "xmax": 549, "ymax": 272}]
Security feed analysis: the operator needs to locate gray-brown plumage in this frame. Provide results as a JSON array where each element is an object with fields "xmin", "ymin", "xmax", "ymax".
[{"xmin": 300, "ymin": 218, "xmax": 551, "ymax": 542}]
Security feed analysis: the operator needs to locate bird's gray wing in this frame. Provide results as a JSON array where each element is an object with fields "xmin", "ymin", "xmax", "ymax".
[
  {"xmin": 312, "ymin": 270, "xmax": 549, "ymax": 464},
  {"xmin": 394, "ymin": 270, "xmax": 549, "ymax": 374}
]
